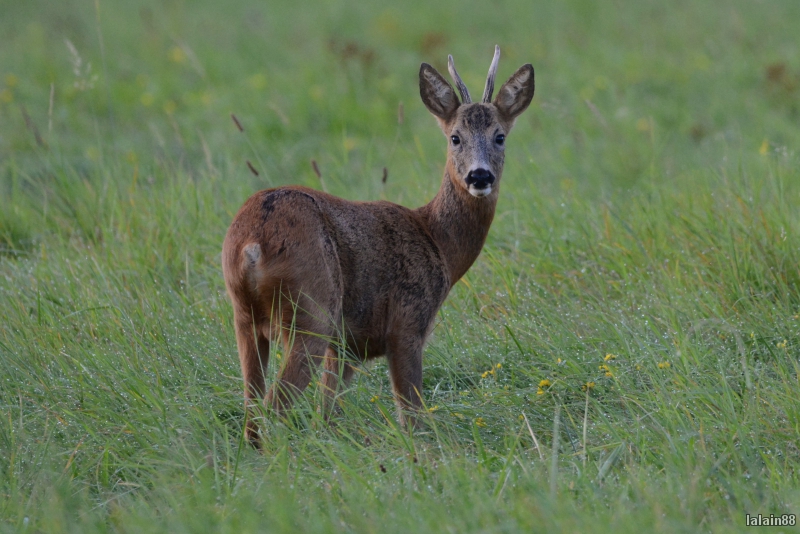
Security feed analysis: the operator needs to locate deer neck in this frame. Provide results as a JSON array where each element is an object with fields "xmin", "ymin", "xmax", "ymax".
[{"xmin": 418, "ymin": 167, "xmax": 498, "ymax": 287}]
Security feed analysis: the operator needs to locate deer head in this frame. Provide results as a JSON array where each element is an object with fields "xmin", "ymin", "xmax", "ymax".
[{"xmin": 419, "ymin": 45, "xmax": 535, "ymax": 198}]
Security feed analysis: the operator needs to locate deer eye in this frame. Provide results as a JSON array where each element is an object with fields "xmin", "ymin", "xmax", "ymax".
[
  {"xmin": 451, "ymin": 135, "xmax": 461, "ymax": 145},
  {"xmin": 495, "ymin": 134, "xmax": 505, "ymax": 145}
]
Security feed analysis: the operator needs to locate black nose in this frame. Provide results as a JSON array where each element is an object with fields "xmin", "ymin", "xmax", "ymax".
[{"xmin": 465, "ymin": 169, "xmax": 495, "ymax": 189}]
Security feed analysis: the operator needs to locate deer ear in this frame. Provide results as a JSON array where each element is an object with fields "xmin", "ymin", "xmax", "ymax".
[
  {"xmin": 419, "ymin": 63, "xmax": 459, "ymax": 125},
  {"xmin": 494, "ymin": 64, "xmax": 535, "ymax": 125}
]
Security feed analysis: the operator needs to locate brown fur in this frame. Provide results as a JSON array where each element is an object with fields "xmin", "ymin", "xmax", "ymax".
[{"xmin": 222, "ymin": 49, "xmax": 535, "ymax": 445}]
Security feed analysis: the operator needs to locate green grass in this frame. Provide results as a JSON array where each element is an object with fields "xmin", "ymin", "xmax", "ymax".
[{"xmin": 2, "ymin": 0, "xmax": 800, "ymax": 531}]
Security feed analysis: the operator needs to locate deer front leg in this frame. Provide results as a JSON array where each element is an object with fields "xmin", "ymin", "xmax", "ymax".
[{"xmin": 386, "ymin": 335, "xmax": 424, "ymax": 429}]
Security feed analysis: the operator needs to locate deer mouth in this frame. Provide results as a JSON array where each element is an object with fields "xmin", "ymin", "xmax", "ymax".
[{"xmin": 467, "ymin": 184, "xmax": 493, "ymax": 197}]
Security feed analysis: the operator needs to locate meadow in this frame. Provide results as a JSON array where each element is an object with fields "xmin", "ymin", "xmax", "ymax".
[{"xmin": 1, "ymin": 0, "xmax": 799, "ymax": 531}]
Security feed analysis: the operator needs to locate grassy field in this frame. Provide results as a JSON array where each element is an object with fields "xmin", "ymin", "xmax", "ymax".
[{"xmin": 2, "ymin": 0, "xmax": 800, "ymax": 531}]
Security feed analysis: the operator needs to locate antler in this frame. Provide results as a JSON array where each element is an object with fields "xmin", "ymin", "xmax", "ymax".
[
  {"xmin": 447, "ymin": 55, "xmax": 472, "ymax": 104},
  {"xmin": 482, "ymin": 45, "xmax": 501, "ymax": 103}
]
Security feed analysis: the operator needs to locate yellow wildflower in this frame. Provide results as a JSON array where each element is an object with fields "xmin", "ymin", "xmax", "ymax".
[
  {"xmin": 248, "ymin": 73, "xmax": 267, "ymax": 90},
  {"xmin": 538, "ymin": 379, "xmax": 551, "ymax": 388},
  {"xmin": 582, "ymin": 381, "xmax": 595, "ymax": 391},
  {"xmin": 693, "ymin": 53, "xmax": 710, "ymax": 71},
  {"xmin": 657, "ymin": 361, "xmax": 671, "ymax": 369},
  {"xmin": 604, "ymin": 354, "xmax": 616, "ymax": 361},
  {"xmin": 475, "ymin": 417, "xmax": 487, "ymax": 428},
  {"xmin": 309, "ymin": 85, "xmax": 324, "ymax": 102},
  {"xmin": 168, "ymin": 46, "xmax": 186, "ymax": 64},
  {"xmin": 496, "ymin": 363, "xmax": 502, "ymax": 369},
  {"xmin": 427, "ymin": 405, "xmax": 439, "ymax": 413},
  {"xmin": 343, "ymin": 137, "xmax": 357, "ymax": 152},
  {"xmin": 369, "ymin": 395, "xmax": 378, "ymax": 403}
]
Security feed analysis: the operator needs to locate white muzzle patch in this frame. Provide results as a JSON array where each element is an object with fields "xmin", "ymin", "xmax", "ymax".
[{"xmin": 468, "ymin": 184, "xmax": 492, "ymax": 198}]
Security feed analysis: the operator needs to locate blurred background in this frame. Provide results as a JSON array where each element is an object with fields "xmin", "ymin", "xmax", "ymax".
[{"xmin": 2, "ymin": 0, "xmax": 797, "ymax": 197}]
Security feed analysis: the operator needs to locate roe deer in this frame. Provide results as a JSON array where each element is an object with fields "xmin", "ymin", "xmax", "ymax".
[{"xmin": 223, "ymin": 46, "xmax": 534, "ymax": 445}]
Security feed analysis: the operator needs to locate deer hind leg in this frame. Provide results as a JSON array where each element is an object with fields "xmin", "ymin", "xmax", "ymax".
[
  {"xmin": 319, "ymin": 346, "xmax": 356, "ymax": 419},
  {"xmin": 267, "ymin": 331, "xmax": 330, "ymax": 415},
  {"xmin": 266, "ymin": 293, "xmax": 341, "ymax": 416},
  {"xmin": 386, "ymin": 334, "xmax": 425, "ymax": 430},
  {"xmin": 232, "ymin": 306, "xmax": 271, "ymax": 446}
]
